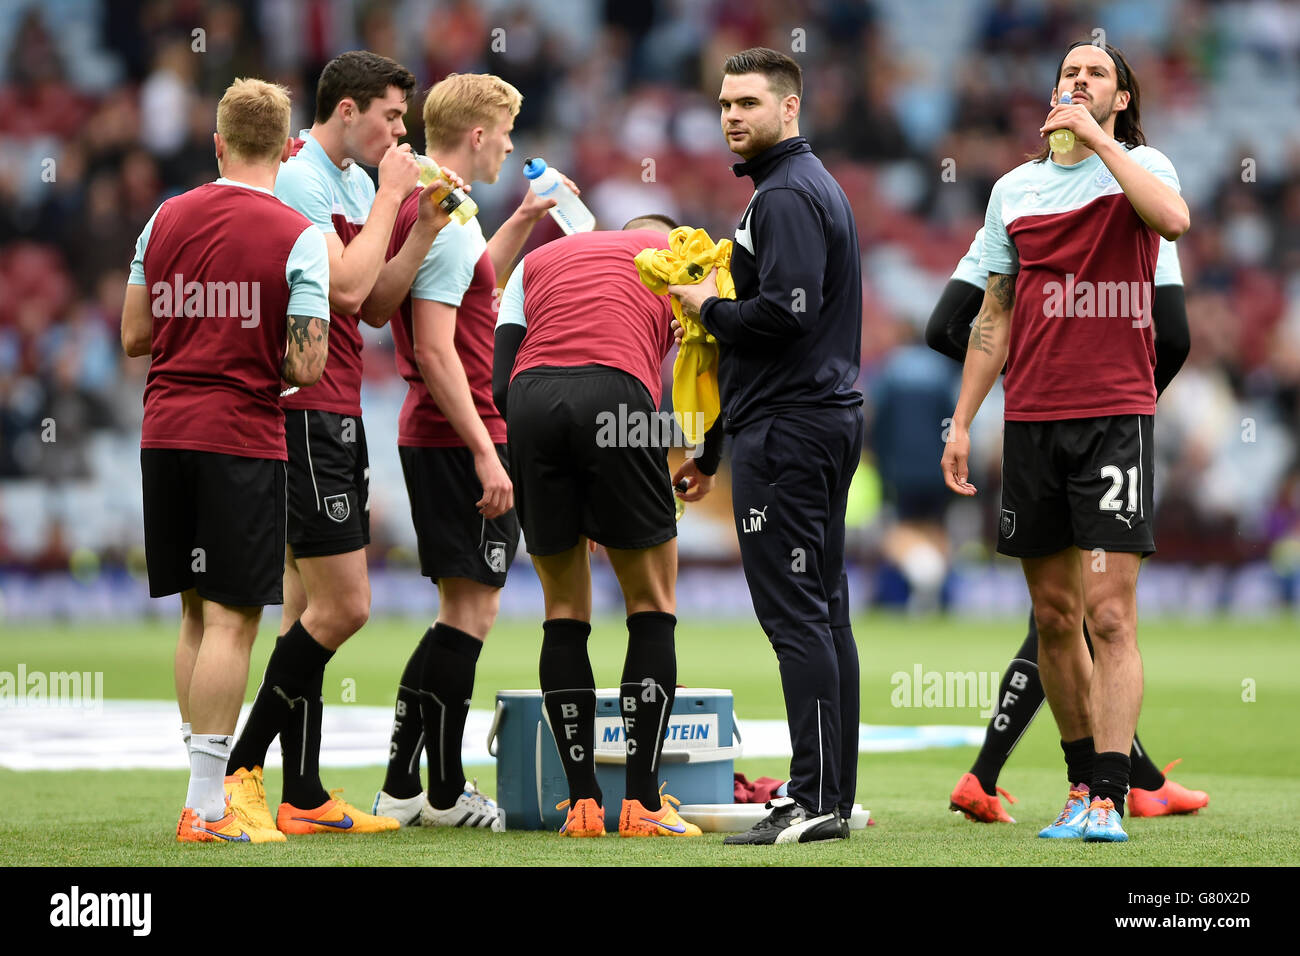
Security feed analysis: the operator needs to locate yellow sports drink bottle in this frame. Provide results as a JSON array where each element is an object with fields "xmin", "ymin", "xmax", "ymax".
[
  {"xmin": 1049, "ymin": 91, "xmax": 1076, "ymax": 154},
  {"xmin": 415, "ymin": 155, "xmax": 478, "ymax": 225}
]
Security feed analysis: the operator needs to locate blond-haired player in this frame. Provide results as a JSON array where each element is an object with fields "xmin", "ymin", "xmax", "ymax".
[
  {"xmin": 123, "ymin": 78, "xmax": 330, "ymax": 842},
  {"xmin": 368, "ymin": 73, "xmax": 578, "ymax": 828}
]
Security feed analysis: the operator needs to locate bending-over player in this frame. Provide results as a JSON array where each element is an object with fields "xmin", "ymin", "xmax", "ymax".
[{"xmin": 492, "ymin": 216, "xmax": 720, "ymax": 838}]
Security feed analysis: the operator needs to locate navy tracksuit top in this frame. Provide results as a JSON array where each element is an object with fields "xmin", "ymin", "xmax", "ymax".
[{"xmin": 700, "ymin": 136, "xmax": 864, "ymax": 432}]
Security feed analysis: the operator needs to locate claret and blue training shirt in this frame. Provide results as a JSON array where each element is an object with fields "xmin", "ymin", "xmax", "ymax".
[
  {"xmin": 129, "ymin": 178, "xmax": 329, "ymax": 459},
  {"xmin": 275, "ymin": 130, "xmax": 376, "ymax": 417},
  {"xmin": 977, "ymin": 142, "xmax": 1182, "ymax": 422}
]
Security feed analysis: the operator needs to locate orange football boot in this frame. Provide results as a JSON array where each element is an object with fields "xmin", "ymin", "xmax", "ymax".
[
  {"xmin": 556, "ymin": 797, "xmax": 606, "ymax": 837},
  {"xmin": 618, "ymin": 786, "xmax": 702, "ymax": 837},
  {"xmin": 1127, "ymin": 759, "xmax": 1210, "ymax": 817},
  {"xmin": 949, "ymin": 772, "xmax": 1017, "ymax": 823},
  {"xmin": 277, "ymin": 790, "xmax": 400, "ymax": 835}
]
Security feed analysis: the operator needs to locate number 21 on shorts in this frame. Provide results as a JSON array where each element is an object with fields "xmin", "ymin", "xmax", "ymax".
[{"xmin": 1098, "ymin": 464, "xmax": 1139, "ymax": 514}]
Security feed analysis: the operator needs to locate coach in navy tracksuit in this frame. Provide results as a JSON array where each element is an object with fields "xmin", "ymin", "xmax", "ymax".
[{"xmin": 671, "ymin": 47, "xmax": 864, "ymax": 845}]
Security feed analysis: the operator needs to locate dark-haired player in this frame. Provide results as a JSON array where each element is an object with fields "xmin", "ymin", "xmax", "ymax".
[
  {"xmin": 223, "ymin": 50, "xmax": 455, "ymax": 836},
  {"xmin": 929, "ymin": 224, "xmax": 1207, "ymax": 824},
  {"xmin": 942, "ymin": 40, "xmax": 1190, "ymax": 842},
  {"xmin": 123, "ymin": 78, "xmax": 330, "ymax": 842}
]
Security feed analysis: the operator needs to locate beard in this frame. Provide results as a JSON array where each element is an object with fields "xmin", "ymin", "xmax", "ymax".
[{"xmin": 736, "ymin": 116, "xmax": 783, "ymax": 159}]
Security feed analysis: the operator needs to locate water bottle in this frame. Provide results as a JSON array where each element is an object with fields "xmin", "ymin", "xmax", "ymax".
[
  {"xmin": 1049, "ymin": 91, "xmax": 1075, "ymax": 154},
  {"xmin": 414, "ymin": 154, "xmax": 478, "ymax": 225},
  {"xmin": 523, "ymin": 158, "xmax": 595, "ymax": 234}
]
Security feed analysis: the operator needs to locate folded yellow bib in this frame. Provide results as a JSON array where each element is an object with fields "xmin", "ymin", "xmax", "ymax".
[{"xmin": 634, "ymin": 226, "xmax": 733, "ymax": 444}]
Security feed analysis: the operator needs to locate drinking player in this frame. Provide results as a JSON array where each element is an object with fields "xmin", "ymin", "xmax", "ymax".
[
  {"xmin": 929, "ymin": 224, "xmax": 1207, "ymax": 824},
  {"xmin": 123, "ymin": 78, "xmax": 330, "ymax": 842},
  {"xmin": 941, "ymin": 40, "xmax": 1190, "ymax": 842},
  {"xmin": 224, "ymin": 51, "xmax": 456, "ymax": 836}
]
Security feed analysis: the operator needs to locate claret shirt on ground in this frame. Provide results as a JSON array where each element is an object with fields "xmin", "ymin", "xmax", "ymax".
[
  {"xmin": 274, "ymin": 131, "xmax": 374, "ymax": 417},
  {"xmin": 495, "ymin": 229, "xmax": 674, "ymax": 405},
  {"xmin": 128, "ymin": 178, "xmax": 330, "ymax": 460},
  {"xmin": 387, "ymin": 190, "xmax": 503, "ymax": 447},
  {"xmin": 978, "ymin": 143, "xmax": 1181, "ymax": 421}
]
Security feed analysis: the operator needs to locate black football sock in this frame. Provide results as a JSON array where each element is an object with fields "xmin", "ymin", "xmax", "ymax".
[
  {"xmin": 227, "ymin": 620, "xmax": 330, "ymax": 775},
  {"xmin": 380, "ymin": 629, "xmax": 435, "ymax": 799},
  {"xmin": 620, "ymin": 611, "xmax": 677, "ymax": 811},
  {"xmin": 1062, "ymin": 736, "xmax": 1096, "ymax": 789},
  {"xmin": 1092, "ymin": 751, "xmax": 1131, "ymax": 815},
  {"xmin": 279, "ymin": 643, "xmax": 333, "ymax": 809},
  {"xmin": 419, "ymin": 623, "xmax": 483, "ymax": 809},
  {"xmin": 1128, "ymin": 733, "xmax": 1166, "ymax": 790},
  {"xmin": 970, "ymin": 609, "xmax": 1044, "ymax": 795},
  {"xmin": 539, "ymin": 618, "xmax": 601, "ymax": 805}
]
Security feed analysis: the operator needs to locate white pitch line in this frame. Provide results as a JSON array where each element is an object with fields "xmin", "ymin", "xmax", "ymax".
[{"xmin": 0, "ymin": 700, "xmax": 984, "ymax": 772}]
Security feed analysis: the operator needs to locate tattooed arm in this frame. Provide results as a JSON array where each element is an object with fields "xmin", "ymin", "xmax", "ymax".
[
  {"xmin": 941, "ymin": 272, "xmax": 1014, "ymax": 496},
  {"xmin": 282, "ymin": 314, "xmax": 329, "ymax": 387}
]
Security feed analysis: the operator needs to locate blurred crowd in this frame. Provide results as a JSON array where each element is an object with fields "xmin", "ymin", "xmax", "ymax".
[{"xmin": 1, "ymin": 0, "xmax": 1298, "ymax": 580}]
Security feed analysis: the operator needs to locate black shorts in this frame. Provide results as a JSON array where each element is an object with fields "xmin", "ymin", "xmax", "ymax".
[
  {"xmin": 507, "ymin": 366, "xmax": 677, "ymax": 556},
  {"xmin": 141, "ymin": 448, "xmax": 286, "ymax": 606},
  {"xmin": 399, "ymin": 444, "xmax": 519, "ymax": 588},
  {"xmin": 998, "ymin": 415, "xmax": 1155, "ymax": 558},
  {"xmin": 285, "ymin": 409, "xmax": 370, "ymax": 558}
]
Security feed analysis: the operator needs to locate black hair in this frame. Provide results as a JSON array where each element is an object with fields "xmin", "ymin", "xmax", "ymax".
[
  {"xmin": 315, "ymin": 50, "xmax": 416, "ymax": 123},
  {"xmin": 1032, "ymin": 40, "xmax": 1144, "ymax": 163},
  {"xmin": 722, "ymin": 47, "xmax": 802, "ymax": 99},
  {"xmin": 622, "ymin": 214, "xmax": 679, "ymax": 231}
]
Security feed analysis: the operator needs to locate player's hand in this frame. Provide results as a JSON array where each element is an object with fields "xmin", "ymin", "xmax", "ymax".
[
  {"xmin": 941, "ymin": 426, "xmax": 977, "ymax": 496},
  {"xmin": 516, "ymin": 172, "xmax": 580, "ymax": 223},
  {"xmin": 671, "ymin": 318, "xmax": 684, "ymax": 344},
  {"xmin": 415, "ymin": 166, "xmax": 468, "ymax": 231},
  {"xmin": 1039, "ymin": 95, "xmax": 1104, "ymax": 149},
  {"xmin": 667, "ymin": 269, "xmax": 719, "ymax": 320},
  {"xmin": 378, "ymin": 143, "xmax": 421, "ymax": 198},
  {"xmin": 672, "ymin": 458, "xmax": 714, "ymax": 502},
  {"xmin": 474, "ymin": 450, "xmax": 514, "ymax": 519}
]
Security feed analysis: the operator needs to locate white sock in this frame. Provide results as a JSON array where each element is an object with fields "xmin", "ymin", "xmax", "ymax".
[
  {"xmin": 181, "ymin": 721, "xmax": 192, "ymax": 750},
  {"xmin": 187, "ymin": 733, "xmax": 233, "ymax": 822}
]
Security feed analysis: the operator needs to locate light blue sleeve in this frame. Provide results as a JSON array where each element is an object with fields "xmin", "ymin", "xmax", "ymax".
[
  {"xmin": 1154, "ymin": 237, "xmax": 1183, "ymax": 287},
  {"xmin": 978, "ymin": 177, "xmax": 1019, "ymax": 276},
  {"xmin": 285, "ymin": 226, "xmax": 331, "ymax": 320},
  {"xmin": 128, "ymin": 208, "xmax": 161, "ymax": 285},
  {"xmin": 1134, "ymin": 146, "xmax": 1181, "ymax": 194},
  {"xmin": 496, "ymin": 261, "xmax": 527, "ymax": 329},
  {"xmin": 411, "ymin": 224, "xmax": 478, "ymax": 306},
  {"xmin": 275, "ymin": 162, "xmax": 336, "ymax": 233},
  {"xmin": 951, "ymin": 227, "xmax": 987, "ymax": 288}
]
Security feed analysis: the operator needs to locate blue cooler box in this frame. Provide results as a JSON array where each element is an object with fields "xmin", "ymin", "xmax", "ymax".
[{"xmin": 488, "ymin": 688, "xmax": 740, "ymax": 831}]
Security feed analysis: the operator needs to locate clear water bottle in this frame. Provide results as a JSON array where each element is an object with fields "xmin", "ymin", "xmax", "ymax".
[
  {"xmin": 522, "ymin": 158, "xmax": 595, "ymax": 234},
  {"xmin": 414, "ymin": 154, "xmax": 478, "ymax": 225},
  {"xmin": 1049, "ymin": 91, "xmax": 1075, "ymax": 154}
]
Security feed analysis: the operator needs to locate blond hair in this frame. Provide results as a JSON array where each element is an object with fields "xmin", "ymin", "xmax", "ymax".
[
  {"xmin": 216, "ymin": 77, "xmax": 292, "ymax": 164},
  {"xmin": 422, "ymin": 73, "xmax": 522, "ymax": 149}
]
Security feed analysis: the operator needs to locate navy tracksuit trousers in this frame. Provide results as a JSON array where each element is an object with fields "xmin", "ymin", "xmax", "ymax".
[{"xmin": 728, "ymin": 405, "xmax": 865, "ymax": 817}]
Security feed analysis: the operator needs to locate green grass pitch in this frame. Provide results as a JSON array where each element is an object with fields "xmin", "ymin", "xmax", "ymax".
[{"xmin": 2, "ymin": 612, "xmax": 1297, "ymax": 866}]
